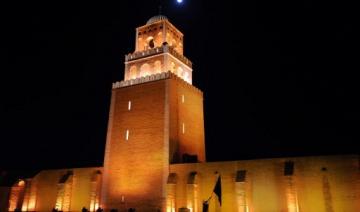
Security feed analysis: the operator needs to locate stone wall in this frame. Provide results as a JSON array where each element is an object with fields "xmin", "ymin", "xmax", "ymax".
[
  {"xmin": 169, "ymin": 155, "xmax": 360, "ymax": 212},
  {"xmin": 102, "ymin": 79, "xmax": 169, "ymax": 211},
  {"xmin": 102, "ymin": 77, "xmax": 205, "ymax": 211},
  {"xmin": 31, "ymin": 167, "xmax": 102, "ymax": 212},
  {"xmin": 168, "ymin": 77, "xmax": 205, "ymax": 163}
]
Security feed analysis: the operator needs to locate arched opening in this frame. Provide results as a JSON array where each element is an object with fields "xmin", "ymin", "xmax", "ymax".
[
  {"xmin": 140, "ymin": 63, "xmax": 151, "ymax": 77},
  {"xmin": 90, "ymin": 171, "xmax": 102, "ymax": 212},
  {"xmin": 21, "ymin": 179, "xmax": 37, "ymax": 212},
  {"xmin": 129, "ymin": 66, "xmax": 137, "ymax": 79},
  {"xmin": 146, "ymin": 36, "xmax": 154, "ymax": 49},
  {"xmin": 166, "ymin": 173, "xmax": 178, "ymax": 212},
  {"xmin": 187, "ymin": 172, "xmax": 200, "ymax": 212},
  {"xmin": 154, "ymin": 61, "xmax": 162, "ymax": 73},
  {"xmin": 8, "ymin": 180, "xmax": 26, "ymax": 212}
]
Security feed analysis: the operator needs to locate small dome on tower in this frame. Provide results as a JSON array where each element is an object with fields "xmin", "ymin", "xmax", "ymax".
[{"xmin": 146, "ymin": 15, "xmax": 168, "ymax": 25}]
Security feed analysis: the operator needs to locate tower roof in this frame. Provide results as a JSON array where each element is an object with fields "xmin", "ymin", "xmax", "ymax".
[{"xmin": 146, "ymin": 15, "xmax": 168, "ymax": 25}]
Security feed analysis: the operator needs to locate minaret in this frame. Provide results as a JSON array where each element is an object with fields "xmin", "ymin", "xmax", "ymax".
[
  {"xmin": 125, "ymin": 15, "xmax": 192, "ymax": 84},
  {"xmin": 101, "ymin": 15, "xmax": 205, "ymax": 211}
]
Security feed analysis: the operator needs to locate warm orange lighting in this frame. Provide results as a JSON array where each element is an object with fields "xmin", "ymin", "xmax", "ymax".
[
  {"xmin": 170, "ymin": 62, "xmax": 176, "ymax": 73},
  {"xmin": 90, "ymin": 200, "xmax": 95, "ymax": 212},
  {"xmin": 8, "ymin": 180, "xmax": 26, "ymax": 211},
  {"xmin": 187, "ymin": 182, "xmax": 199, "ymax": 212},
  {"xmin": 166, "ymin": 207, "xmax": 175, "ymax": 212},
  {"xmin": 27, "ymin": 198, "xmax": 36, "ymax": 211},
  {"xmin": 18, "ymin": 180, "xmax": 25, "ymax": 186},
  {"xmin": 129, "ymin": 66, "xmax": 137, "ymax": 79},
  {"xmin": 177, "ymin": 67, "xmax": 183, "ymax": 76},
  {"xmin": 90, "ymin": 171, "xmax": 102, "ymax": 212},
  {"xmin": 154, "ymin": 60, "xmax": 162, "ymax": 73},
  {"xmin": 140, "ymin": 63, "xmax": 151, "ymax": 77},
  {"xmin": 285, "ymin": 177, "xmax": 299, "ymax": 212},
  {"xmin": 55, "ymin": 176, "xmax": 73, "ymax": 212}
]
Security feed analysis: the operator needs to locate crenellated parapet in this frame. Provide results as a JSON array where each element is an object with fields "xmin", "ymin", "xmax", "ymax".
[
  {"xmin": 125, "ymin": 44, "xmax": 192, "ymax": 68},
  {"xmin": 112, "ymin": 71, "xmax": 202, "ymax": 95},
  {"xmin": 125, "ymin": 46, "xmax": 164, "ymax": 62},
  {"xmin": 166, "ymin": 45, "xmax": 192, "ymax": 68}
]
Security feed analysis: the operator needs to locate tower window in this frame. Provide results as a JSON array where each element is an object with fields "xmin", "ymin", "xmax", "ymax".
[
  {"xmin": 149, "ymin": 39, "xmax": 155, "ymax": 48},
  {"xmin": 125, "ymin": 130, "xmax": 130, "ymax": 141},
  {"xmin": 128, "ymin": 101, "xmax": 132, "ymax": 111},
  {"xmin": 182, "ymin": 94, "xmax": 185, "ymax": 103},
  {"xmin": 182, "ymin": 123, "xmax": 185, "ymax": 134}
]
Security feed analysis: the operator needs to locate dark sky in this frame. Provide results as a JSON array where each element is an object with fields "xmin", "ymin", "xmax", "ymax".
[{"xmin": 0, "ymin": 1, "xmax": 358, "ymax": 169}]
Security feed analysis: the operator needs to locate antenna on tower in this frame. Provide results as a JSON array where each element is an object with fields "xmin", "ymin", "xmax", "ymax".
[
  {"xmin": 158, "ymin": 0, "xmax": 164, "ymax": 15},
  {"xmin": 158, "ymin": 5, "xmax": 162, "ymax": 15}
]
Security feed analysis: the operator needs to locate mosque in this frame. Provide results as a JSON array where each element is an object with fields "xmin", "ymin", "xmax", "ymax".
[{"xmin": 0, "ymin": 15, "xmax": 359, "ymax": 212}]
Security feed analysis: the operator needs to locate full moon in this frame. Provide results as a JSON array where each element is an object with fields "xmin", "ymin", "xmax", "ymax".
[{"xmin": 177, "ymin": 0, "xmax": 183, "ymax": 3}]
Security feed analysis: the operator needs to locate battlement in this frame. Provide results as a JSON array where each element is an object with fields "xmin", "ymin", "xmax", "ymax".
[
  {"xmin": 125, "ymin": 44, "xmax": 192, "ymax": 68},
  {"xmin": 112, "ymin": 71, "xmax": 202, "ymax": 95}
]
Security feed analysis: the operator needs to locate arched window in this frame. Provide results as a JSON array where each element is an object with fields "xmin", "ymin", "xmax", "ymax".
[
  {"xmin": 187, "ymin": 172, "xmax": 200, "ymax": 212},
  {"xmin": 140, "ymin": 63, "xmax": 151, "ymax": 77},
  {"xmin": 154, "ymin": 61, "xmax": 162, "ymax": 73},
  {"xmin": 166, "ymin": 173, "xmax": 178, "ymax": 212},
  {"xmin": 129, "ymin": 66, "xmax": 137, "ymax": 79},
  {"xmin": 89, "ymin": 171, "xmax": 102, "ymax": 212},
  {"xmin": 146, "ymin": 36, "xmax": 154, "ymax": 49},
  {"xmin": 8, "ymin": 180, "xmax": 26, "ymax": 212}
]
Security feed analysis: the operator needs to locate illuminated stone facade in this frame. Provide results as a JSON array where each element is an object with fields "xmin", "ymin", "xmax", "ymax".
[
  {"xmin": 0, "ymin": 15, "xmax": 359, "ymax": 212},
  {"xmin": 124, "ymin": 15, "xmax": 192, "ymax": 84}
]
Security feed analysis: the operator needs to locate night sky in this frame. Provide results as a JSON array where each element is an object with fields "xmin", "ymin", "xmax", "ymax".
[{"xmin": 0, "ymin": 1, "xmax": 358, "ymax": 170}]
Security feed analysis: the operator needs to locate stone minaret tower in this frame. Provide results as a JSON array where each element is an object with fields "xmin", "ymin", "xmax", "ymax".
[{"xmin": 101, "ymin": 15, "xmax": 205, "ymax": 211}]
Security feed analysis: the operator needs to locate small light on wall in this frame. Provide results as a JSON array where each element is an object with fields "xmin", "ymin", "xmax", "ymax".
[
  {"xmin": 182, "ymin": 123, "xmax": 185, "ymax": 134},
  {"xmin": 18, "ymin": 180, "xmax": 25, "ymax": 186},
  {"xmin": 182, "ymin": 94, "xmax": 185, "ymax": 103},
  {"xmin": 125, "ymin": 130, "xmax": 129, "ymax": 141},
  {"xmin": 128, "ymin": 101, "xmax": 132, "ymax": 111}
]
